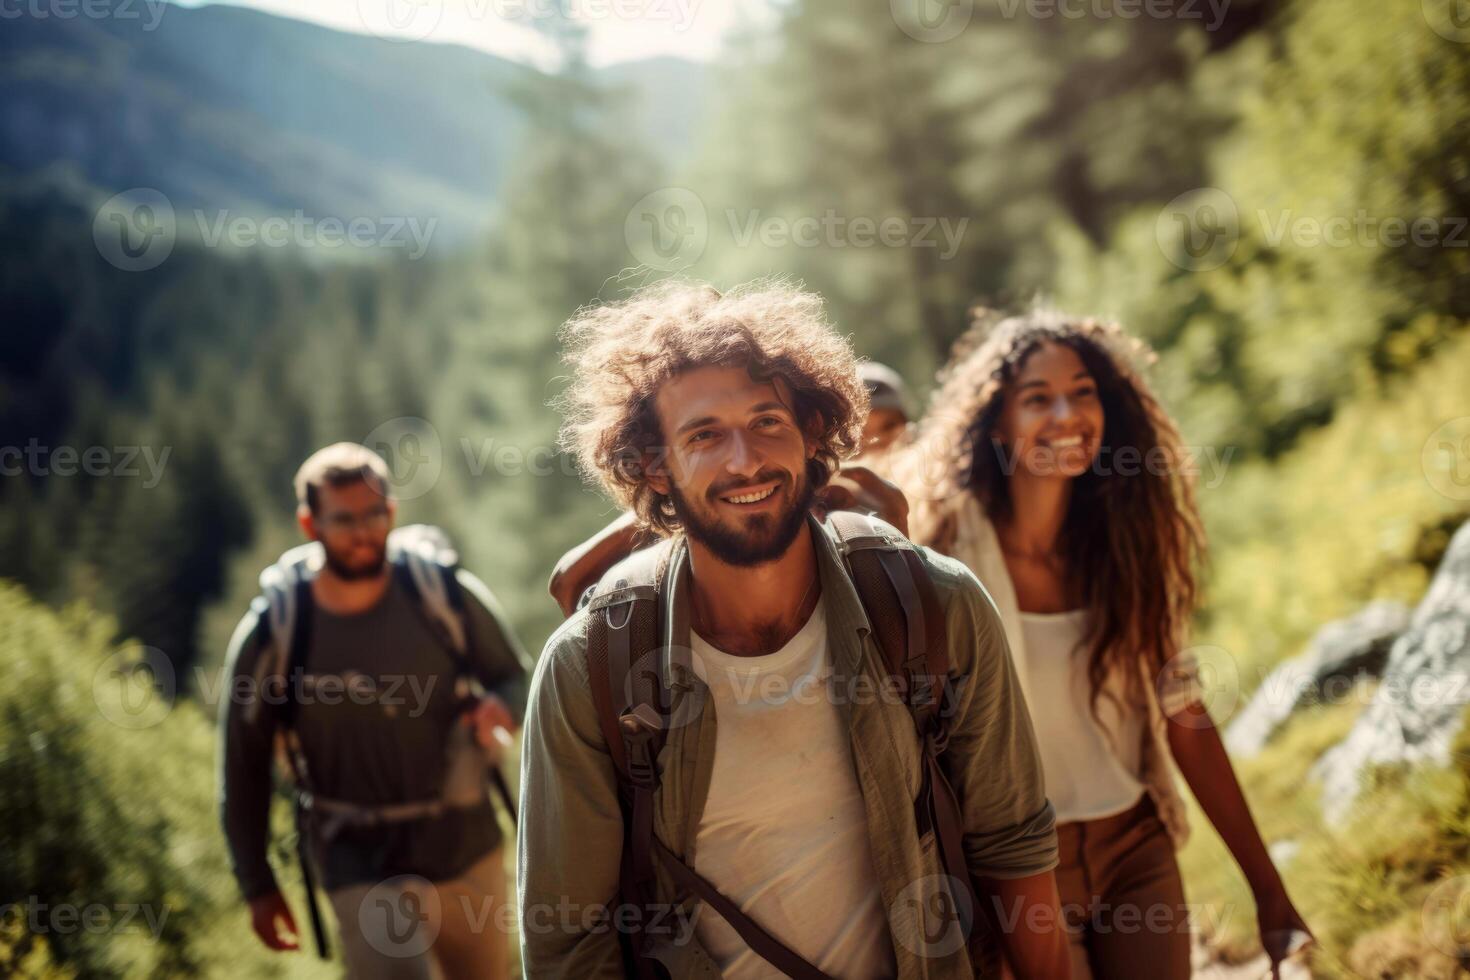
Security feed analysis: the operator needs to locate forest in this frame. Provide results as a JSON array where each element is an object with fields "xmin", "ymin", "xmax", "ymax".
[{"xmin": 2, "ymin": 0, "xmax": 1469, "ymax": 976}]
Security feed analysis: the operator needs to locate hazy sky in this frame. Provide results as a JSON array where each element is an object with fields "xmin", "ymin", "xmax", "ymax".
[{"xmin": 172, "ymin": 0, "xmax": 776, "ymax": 67}]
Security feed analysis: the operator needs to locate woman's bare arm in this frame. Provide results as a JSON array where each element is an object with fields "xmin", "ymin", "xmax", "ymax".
[
  {"xmin": 1167, "ymin": 704, "xmax": 1314, "ymax": 971},
  {"xmin": 547, "ymin": 511, "xmax": 645, "ymax": 616}
]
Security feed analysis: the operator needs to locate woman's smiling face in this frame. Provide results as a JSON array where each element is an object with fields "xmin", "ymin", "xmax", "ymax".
[{"xmin": 994, "ymin": 341, "xmax": 1105, "ymax": 481}]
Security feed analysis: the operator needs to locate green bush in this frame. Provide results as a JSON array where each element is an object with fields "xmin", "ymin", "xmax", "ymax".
[
  {"xmin": 1194, "ymin": 329, "xmax": 1470, "ymax": 692},
  {"xmin": 0, "ymin": 582, "xmax": 332, "ymax": 979}
]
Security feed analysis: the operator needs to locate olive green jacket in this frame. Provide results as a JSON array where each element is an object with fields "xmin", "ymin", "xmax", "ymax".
[{"xmin": 517, "ymin": 516, "xmax": 1058, "ymax": 978}]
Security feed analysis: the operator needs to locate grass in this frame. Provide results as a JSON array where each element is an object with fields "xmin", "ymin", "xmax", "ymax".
[{"xmin": 1180, "ymin": 696, "xmax": 1470, "ymax": 978}]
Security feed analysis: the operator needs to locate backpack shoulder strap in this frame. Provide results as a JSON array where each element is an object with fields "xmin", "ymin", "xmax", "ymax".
[
  {"xmin": 825, "ymin": 512, "xmax": 987, "ymax": 958},
  {"xmin": 583, "ymin": 542, "xmax": 670, "ymax": 980},
  {"xmin": 585, "ymin": 542, "xmax": 670, "ymax": 794},
  {"xmin": 391, "ymin": 525, "xmax": 469, "ymax": 661}
]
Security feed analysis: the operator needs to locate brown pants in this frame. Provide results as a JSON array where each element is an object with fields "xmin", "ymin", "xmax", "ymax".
[
  {"xmin": 1053, "ymin": 795, "xmax": 1192, "ymax": 980},
  {"xmin": 326, "ymin": 847, "xmax": 512, "ymax": 980}
]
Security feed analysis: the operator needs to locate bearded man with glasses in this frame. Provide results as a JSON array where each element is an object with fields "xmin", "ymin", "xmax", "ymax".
[{"xmin": 219, "ymin": 442, "xmax": 531, "ymax": 979}]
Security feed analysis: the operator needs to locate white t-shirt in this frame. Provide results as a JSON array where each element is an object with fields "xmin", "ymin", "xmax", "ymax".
[
  {"xmin": 1018, "ymin": 609, "xmax": 1145, "ymax": 822},
  {"xmin": 689, "ymin": 603, "xmax": 897, "ymax": 979}
]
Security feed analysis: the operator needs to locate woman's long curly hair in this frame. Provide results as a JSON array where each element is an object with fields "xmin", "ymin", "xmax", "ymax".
[
  {"xmin": 891, "ymin": 307, "xmax": 1206, "ymax": 718},
  {"xmin": 557, "ymin": 279, "xmax": 869, "ymax": 536}
]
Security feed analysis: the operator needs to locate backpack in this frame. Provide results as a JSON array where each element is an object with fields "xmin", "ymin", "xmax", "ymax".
[
  {"xmin": 249, "ymin": 524, "xmax": 517, "ymax": 959},
  {"xmin": 581, "ymin": 511, "xmax": 1001, "ymax": 980}
]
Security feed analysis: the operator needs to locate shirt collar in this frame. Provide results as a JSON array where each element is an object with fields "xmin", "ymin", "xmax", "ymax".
[{"xmin": 661, "ymin": 513, "xmax": 873, "ymax": 656}]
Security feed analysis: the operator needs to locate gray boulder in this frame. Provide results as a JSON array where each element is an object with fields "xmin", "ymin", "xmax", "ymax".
[
  {"xmin": 1224, "ymin": 600, "xmax": 1410, "ymax": 758},
  {"xmin": 1313, "ymin": 521, "xmax": 1470, "ymax": 824}
]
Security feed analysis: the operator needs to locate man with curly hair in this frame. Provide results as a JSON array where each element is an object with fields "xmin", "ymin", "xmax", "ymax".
[{"xmin": 519, "ymin": 281, "xmax": 1067, "ymax": 979}]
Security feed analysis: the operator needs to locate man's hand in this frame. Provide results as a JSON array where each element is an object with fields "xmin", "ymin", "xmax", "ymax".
[
  {"xmin": 248, "ymin": 891, "xmax": 300, "ymax": 952},
  {"xmin": 465, "ymin": 694, "xmax": 516, "ymax": 762},
  {"xmin": 812, "ymin": 464, "xmax": 910, "ymax": 537}
]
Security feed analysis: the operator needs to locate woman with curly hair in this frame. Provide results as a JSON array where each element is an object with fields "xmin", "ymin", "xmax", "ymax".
[{"xmin": 890, "ymin": 308, "xmax": 1313, "ymax": 979}]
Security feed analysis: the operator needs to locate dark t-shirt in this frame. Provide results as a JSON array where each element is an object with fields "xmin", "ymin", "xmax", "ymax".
[{"xmin": 219, "ymin": 568, "xmax": 532, "ymax": 898}]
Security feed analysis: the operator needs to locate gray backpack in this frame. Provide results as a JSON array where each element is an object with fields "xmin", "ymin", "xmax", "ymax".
[{"xmin": 251, "ymin": 524, "xmax": 516, "ymax": 958}]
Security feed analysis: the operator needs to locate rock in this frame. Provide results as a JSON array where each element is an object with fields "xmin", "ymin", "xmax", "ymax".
[
  {"xmin": 1313, "ymin": 521, "xmax": 1470, "ymax": 824},
  {"xmin": 1224, "ymin": 600, "xmax": 1410, "ymax": 758}
]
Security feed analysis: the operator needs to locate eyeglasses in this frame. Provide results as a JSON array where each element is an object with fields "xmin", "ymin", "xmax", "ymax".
[{"xmin": 318, "ymin": 505, "xmax": 391, "ymax": 535}]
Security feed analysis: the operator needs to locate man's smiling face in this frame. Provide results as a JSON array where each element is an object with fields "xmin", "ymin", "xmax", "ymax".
[{"xmin": 649, "ymin": 364, "xmax": 817, "ymax": 566}]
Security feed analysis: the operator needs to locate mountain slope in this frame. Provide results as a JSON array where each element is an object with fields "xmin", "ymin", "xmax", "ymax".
[{"xmin": 0, "ymin": 1, "xmax": 707, "ymax": 246}]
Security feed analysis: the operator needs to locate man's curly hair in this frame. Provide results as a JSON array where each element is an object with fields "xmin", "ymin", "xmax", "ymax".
[{"xmin": 557, "ymin": 279, "xmax": 870, "ymax": 535}]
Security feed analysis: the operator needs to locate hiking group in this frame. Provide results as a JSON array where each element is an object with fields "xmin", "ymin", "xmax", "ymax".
[{"xmin": 218, "ymin": 280, "xmax": 1314, "ymax": 979}]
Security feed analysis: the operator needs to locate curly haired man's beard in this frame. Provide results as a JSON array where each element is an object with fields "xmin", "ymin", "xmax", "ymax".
[{"xmin": 668, "ymin": 468, "xmax": 815, "ymax": 568}]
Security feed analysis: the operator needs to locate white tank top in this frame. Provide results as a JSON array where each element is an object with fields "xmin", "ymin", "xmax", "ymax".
[{"xmin": 1019, "ymin": 609, "xmax": 1145, "ymax": 823}]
